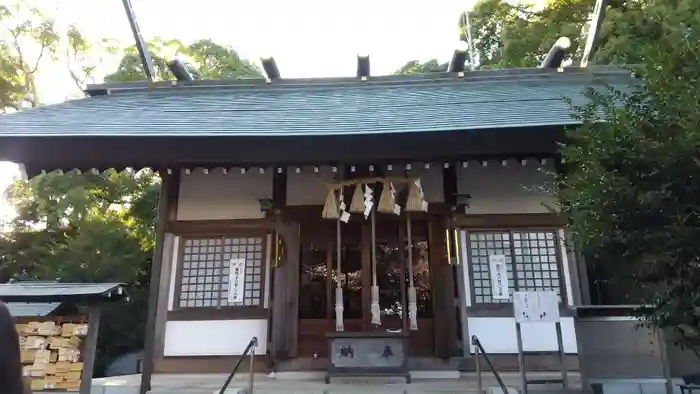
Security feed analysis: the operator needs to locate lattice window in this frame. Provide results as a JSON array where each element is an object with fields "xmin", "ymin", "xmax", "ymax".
[
  {"xmin": 178, "ymin": 236, "xmax": 265, "ymax": 308},
  {"xmin": 467, "ymin": 230, "xmax": 562, "ymax": 304}
]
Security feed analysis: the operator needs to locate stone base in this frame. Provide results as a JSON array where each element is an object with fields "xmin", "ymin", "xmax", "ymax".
[{"xmin": 590, "ymin": 379, "xmax": 682, "ymax": 394}]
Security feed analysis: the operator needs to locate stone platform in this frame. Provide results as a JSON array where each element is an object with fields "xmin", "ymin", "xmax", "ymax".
[{"xmin": 91, "ymin": 371, "xmax": 583, "ymax": 394}]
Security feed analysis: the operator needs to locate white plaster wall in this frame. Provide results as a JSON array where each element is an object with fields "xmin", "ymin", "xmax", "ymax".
[
  {"xmin": 286, "ymin": 166, "xmax": 338, "ymax": 206},
  {"xmin": 458, "ymin": 159, "xmax": 556, "ymax": 215},
  {"xmin": 177, "ymin": 168, "xmax": 273, "ymax": 220},
  {"xmin": 163, "ymin": 319, "xmax": 268, "ymax": 356},
  {"xmin": 385, "ymin": 163, "xmax": 444, "ymax": 203},
  {"xmin": 468, "ymin": 317, "xmax": 577, "ymax": 354}
]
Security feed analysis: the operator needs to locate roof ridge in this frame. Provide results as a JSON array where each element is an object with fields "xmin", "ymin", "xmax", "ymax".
[{"xmin": 85, "ymin": 65, "xmax": 632, "ymax": 97}]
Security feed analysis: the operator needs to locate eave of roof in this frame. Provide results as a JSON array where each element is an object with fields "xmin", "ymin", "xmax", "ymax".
[
  {"xmin": 5, "ymin": 302, "xmax": 61, "ymax": 317},
  {"xmin": 0, "ymin": 65, "xmax": 636, "ymax": 139},
  {"xmin": 0, "ymin": 282, "xmax": 128, "ymax": 303}
]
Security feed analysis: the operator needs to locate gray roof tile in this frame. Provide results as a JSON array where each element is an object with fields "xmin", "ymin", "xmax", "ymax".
[
  {"xmin": 5, "ymin": 302, "xmax": 61, "ymax": 317},
  {"xmin": 0, "ymin": 282, "xmax": 126, "ymax": 302},
  {"xmin": 0, "ymin": 67, "xmax": 635, "ymax": 137}
]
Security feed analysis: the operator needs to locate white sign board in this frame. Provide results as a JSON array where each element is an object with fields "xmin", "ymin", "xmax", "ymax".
[
  {"xmin": 228, "ymin": 258, "xmax": 246, "ymax": 303},
  {"xmin": 488, "ymin": 254, "xmax": 510, "ymax": 300},
  {"xmin": 513, "ymin": 291, "xmax": 560, "ymax": 324}
]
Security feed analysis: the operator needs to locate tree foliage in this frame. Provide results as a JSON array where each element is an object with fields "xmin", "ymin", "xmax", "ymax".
[
  {"xmin": 64, "ymin": 25, "xmax": 120, "ymax": 94},
  {"xmin": 461, "ymin": 0, "xmax": 656, "ymax": 69},
  {"xmin": 104, "ymin": 38, "xmax": 263, "ymax": 82},
  {"xmin": 556, "ymin": 0, "xmax": 700, "ymax": 352},
  {"xmin": 0, "ymin": 1, "xmax": 263, "ymax": 374},
  {"xmin": 0, "ymin": 1, "xmax": 59, "ymax": 111},
  {"xmin": 394, "ymin": 59, "xmax": 448, "ymax": 75},
  {"xmin": 0, "ymin": 170, "xmax": 159, "ymax": 374}
]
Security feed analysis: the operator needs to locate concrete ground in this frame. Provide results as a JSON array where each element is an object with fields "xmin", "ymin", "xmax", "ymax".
[{"xmin": 91, "ymin": 371, "xmax": 583, "ymax": 394}]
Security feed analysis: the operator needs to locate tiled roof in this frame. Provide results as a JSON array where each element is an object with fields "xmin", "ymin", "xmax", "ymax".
[
  {"xmin": 0, "ymin": 66, "xmax": 635, "ymax": 138},
  {"xmin": 0, "ymin": 282, "xmax": 126, "ymax": 302},
  {"xmin": 5, "ymin": 302, "xmax": 61, "ymax": 317}
]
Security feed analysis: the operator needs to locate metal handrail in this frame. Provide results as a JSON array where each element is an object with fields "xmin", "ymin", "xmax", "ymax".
[
  {"xmin": 472, "ymin": 335, "xmax": 508, "ymax": 394},
  {"xmin": 219, "ymin": 336, "xmax": 258, "ymax": 394}
]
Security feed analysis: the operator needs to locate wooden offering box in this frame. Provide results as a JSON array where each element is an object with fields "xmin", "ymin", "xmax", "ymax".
[{"xmin": 326, "ymin": 331, "xmax": 410, "ymax": 383}]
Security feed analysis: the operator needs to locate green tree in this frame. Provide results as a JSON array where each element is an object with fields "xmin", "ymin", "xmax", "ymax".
[
  {"xmin": 394, "ymin": 59, "xmax": 448, "ymax": 75},
  {"xmin": 64, "ymin": 25, "xmax": 120, "ymax": 96},
  {"xmin": 105, "ymin": 38, "xmax": 263, "ymax": 82},
  {"xmin": 556, "ymin": 0, "xmax": 700, "ymax": 353},
  {"xmin": 462, "ymin": 0, "xmax": 644, "ymax": 69},
  {"xmin": 0, "ymin": 169, "xmax": 159, "ymax": 374},
  {"xmin": 0, "ymin": 0, "xmax": 59, "ymax": 110},
  {"xmin": 1, "ymin": 17, "xmax": 263, "ymax": 374},
  {"xmin": 0, "ymin": 45, "xmax": 24, "ymax": 113}
]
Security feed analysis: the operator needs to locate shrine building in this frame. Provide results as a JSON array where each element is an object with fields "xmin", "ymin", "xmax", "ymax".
[{"xmin": 0, "ymin": 58, "xmax": 634, "ymax": 381}]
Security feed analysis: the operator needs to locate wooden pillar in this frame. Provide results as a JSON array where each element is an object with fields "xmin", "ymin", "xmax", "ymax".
[
  {"xmin": 140, "ymin": 170, "xmax": 179, "ymax": 394},
  {"xmin": 361, "ymin": 223, "xmax": 371, "ymax": 331},
  {"xmin": 79, "ymin": 306, "xmax": 101, "ymax": 394},
  {"xmin": 428, "ymin": 219, "xmax": 458, "ymax": 359},
  {"xmin": 270, "ymin": 220, "xmax": 300, "ymax": 361}
]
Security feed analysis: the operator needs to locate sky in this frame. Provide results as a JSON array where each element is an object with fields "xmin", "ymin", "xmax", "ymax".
[
  {"xmin": 0, "ymin": 0, "xmax": 477, "ymax": 222},
  {"xmin": 41, "ymin": 0, "xmax": 477, "ymax": 103}
]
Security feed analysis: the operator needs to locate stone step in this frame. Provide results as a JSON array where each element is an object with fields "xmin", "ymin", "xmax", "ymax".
[{"xmin": 98, "ymin": 372, "xmax": 582, "ymax": 394}]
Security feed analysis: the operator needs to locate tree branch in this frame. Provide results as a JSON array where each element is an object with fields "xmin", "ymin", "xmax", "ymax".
[{"xmin": 27, "ymin": 43, "xmax": 46, "ymax": 75}]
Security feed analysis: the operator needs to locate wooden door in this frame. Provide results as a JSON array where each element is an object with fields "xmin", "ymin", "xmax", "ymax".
[
  {"xmin": 297, "ymin": 216, "xmax": 435, "ymax": 357},
  {"xmin": 297, "ymin": 220, "xmax": 363, "ymax": 357},
  {"xmin": 371, "ymin": 218, "xmax": 435, "ymax": 357}
]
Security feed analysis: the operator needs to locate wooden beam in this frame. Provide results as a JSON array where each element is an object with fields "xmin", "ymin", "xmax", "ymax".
[
  {"xmin": 454, "ymin": 213, "xmax": 568, "ymax": 228},
  {"xmin": 140, "ymin": 172, "xmax": 178, "ymax": 394},
  {"xmin": 166, "ymin": 218, "xmax": 273, "ymax": 235},
  {"xmin": 270, "ymin": 220, "xmax": 300, "ymax": 361},
  {"xmin": 153, "ymin": 172, "xmax": 180, "ymax": 360},
  {"xmin": 5, "ymin": 127, "xmax": 563, "ymax": 175},
  {"xmin": 428, "ymin": 219, "xmax": 458, "ymax": 358}
]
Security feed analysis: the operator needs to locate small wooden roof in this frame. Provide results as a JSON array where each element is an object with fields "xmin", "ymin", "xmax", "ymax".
[{"xmin": 0, "ymin": 282, "xmax": 128, "ymax": 303}]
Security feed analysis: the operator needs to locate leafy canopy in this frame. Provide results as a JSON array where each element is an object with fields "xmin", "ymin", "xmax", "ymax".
[
  {"xmin": 104, "ymin": 38, "xmax": 263, "ymax": 82},
  {"xmin": 557, "ymin": 0, "xmax": 700, "ymax": 352},
  {"xmin": 0, "ymin": 2, "xmax": 262, "ymax": 374}
]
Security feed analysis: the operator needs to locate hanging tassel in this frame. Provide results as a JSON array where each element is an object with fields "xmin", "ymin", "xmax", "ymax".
[
  {"xmin": 406, "ymin": 178, "xmax": 428, "ymax": 212},
  {"xmin": 335, "ymin": 286, "xmax": 344, "ymax": 331},
  {"xmin": 369, "ymin": 203, "xmax": 381, "ymax": 326},
  {"xmin": 406, "ymin": 212, "xmax": 418, "ymax": 330},
  {"xmin": 335, "ymin": 212, "xmax": 344, "ymax": 331},
  {"xmin": 349, "ymin": 184, "xmax": 364, "ymax": 213},
  {"xmin": 370, "ymin": 285, "xmax": 381, "ymax": 325},
  {"xmin": 408, "ymin": 286, "xmax": 418, "ymax": 331},
  {"xmin": 377, "ymin": 182, "xmax": 395, "ymax": 213},
  {"xmin": 322, "ymin": 188, "xmax": 339, "ymax": 219}
]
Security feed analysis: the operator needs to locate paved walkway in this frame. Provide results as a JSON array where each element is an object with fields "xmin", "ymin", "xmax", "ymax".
[{"xmin": 93, "ymin": 372, "xmax": 583, "ymax": 394}]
